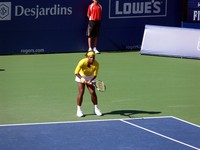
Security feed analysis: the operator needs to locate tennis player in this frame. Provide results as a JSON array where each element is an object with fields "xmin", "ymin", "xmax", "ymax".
[
  {"xmin": 86, "ymin": 0, "xmax": 102, "ymax": 54},
  {"xmin": 74, "ymin": 51, "xmax": 102, "ymax": 117}
]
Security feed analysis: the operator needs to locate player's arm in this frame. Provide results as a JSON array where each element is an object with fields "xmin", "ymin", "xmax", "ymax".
[
  {"xmin": 87, "ymin": 5, "xmax": 91, "ymax": 18},
  {"xmin": 74, "ymin": 60, "xmax": 85, "ymax": 82},
  {"xmin": 75, "ymin": 73, "xmax": 82, "ymax": 79},
  {"xmin": 88, "ymin": 75, "xmax": 96, "ymax": 84},
  {"xmin": 88, "ymin": 62, "xmax": 99, "ymax": 83},
  {"xmin": 75, "ymin": 73, "xmax": 86, "ymax": 83},
  {"xmin": 87, "ymin": 12, "xmax": 90, "ymax": 18}
]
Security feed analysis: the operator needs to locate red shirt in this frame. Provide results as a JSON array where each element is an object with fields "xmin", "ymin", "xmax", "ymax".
[{"xmin": 87, "ymin": 3, "xmax": 102, "ymax": 21}]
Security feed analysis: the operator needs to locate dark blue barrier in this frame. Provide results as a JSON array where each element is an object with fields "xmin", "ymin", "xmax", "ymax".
[
  {"xmin": 0, "ymin": 0, "xmax": 184, "ymax": 55},
  {"xmin": 182, "ymin": 22, "xmax": 200, "ymax": 29}
]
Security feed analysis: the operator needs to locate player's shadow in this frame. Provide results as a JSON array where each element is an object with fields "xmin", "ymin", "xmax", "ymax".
[
  {"xmin": 104, "ymin": 110, "xmax": 161, "ymax": 118},
  {"xmin": 0, "ymin": 69, "xmax": 5, "ymax": 71}
]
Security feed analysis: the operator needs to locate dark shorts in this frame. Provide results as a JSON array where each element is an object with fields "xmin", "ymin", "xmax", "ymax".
[{"xmin": 86, "ymin": 20, "xmax": 101, "ymax": 37}]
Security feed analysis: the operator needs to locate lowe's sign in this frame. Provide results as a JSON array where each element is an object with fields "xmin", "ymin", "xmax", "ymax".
[{"xmin": 109, "ymin": 0, "xmax": 167, "ymax": 19}]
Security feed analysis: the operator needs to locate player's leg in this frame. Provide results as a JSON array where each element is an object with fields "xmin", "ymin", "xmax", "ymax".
[
  {"xmin": 93, "ymin": 36, "xmax": 100, "ymax": 54},
  {"xmin": 76, "ymin": 82, "xmax": 85, "ymax": 117},
  {"xmin": 93, "ymin": 21, "xmax": 100, "ymax": 54},
  {"xmin": 87, "ymin": 84, "xmax": 97, "ymax": 105},
  {"xmin": 86, "ymin": 21, "xmax": 94, "ymax": 51},
  {"xmin": 93, "ymin": 36, "xmax": 98, "ymax": 49},
  {"xmin": 88, "ymin": 36, "xmax": 92, "ymax": 51},
  {"xmin": 87, "ymin": 84, "xmax": 102, "ymax": 116}
]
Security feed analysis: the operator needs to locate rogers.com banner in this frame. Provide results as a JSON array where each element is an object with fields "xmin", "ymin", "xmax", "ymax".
[
  {"xmin": 109, "ymin": 0, "xmax": 167, "ymax": 19},
  {"xmin": 0, "ymin": 0, "xmax": 183, "ymax": 55}
]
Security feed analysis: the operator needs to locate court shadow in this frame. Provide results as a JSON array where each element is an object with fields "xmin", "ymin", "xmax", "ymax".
[
  {"xmin": 103, "ymin": 110, "xmax": 161, "ymax": 118},
  {"xmin": 0, "ymin": 69, "xmax": 5, "ymax": 71}
]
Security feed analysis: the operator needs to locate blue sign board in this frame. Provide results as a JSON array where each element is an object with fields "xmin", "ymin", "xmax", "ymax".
[
  {"xmin": 187, "ymin": 0, "xmax": 200, "ymax": 22},
  {"xmin": 0, "ymin": 0, "xmax": 184, "ymax": 55}
]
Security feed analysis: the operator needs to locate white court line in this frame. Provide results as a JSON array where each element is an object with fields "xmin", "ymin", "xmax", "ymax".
[
  {"xmin": 171, "ymin": 116, "xmax": 200, "ymax": 128},
  {"xmin": 0, "ymin": 116, "xmax": 199, "ymax": 129},
  {"xmin": 0, "ymin": 118, "xmax": 120, "ymax": 127},
  {"xmin": 120, "ymin": 119, "xmax": 200, "ymax": 150},
  {"xmin": 0, "ymin": 116, "xmax": 172, "ymax": 127}
]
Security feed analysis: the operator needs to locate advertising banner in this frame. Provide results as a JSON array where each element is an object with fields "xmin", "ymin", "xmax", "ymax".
[
  {"xmin": 187, "ymin": 0, "xmax": 200, "ymax": 22},
  {"xmin": 140, "ymin": 25, "xmax": 200, "ymax": 59},
  {"xmin": 0, "ymin": 0, "xmax": 184, "ymax": 55}
]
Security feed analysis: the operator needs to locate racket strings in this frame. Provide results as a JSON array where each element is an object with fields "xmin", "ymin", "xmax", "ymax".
[{"xmin": 96, "ymin": 81, "xmax": 106, "ymax": 91}]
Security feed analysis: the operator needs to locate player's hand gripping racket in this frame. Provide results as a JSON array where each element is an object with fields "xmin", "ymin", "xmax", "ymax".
[{"xmin": 91, "ymin": 80, "xmax": 106, "ymax": 92}]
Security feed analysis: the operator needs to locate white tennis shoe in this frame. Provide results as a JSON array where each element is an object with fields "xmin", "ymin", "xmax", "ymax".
[
  {"xmin": 93, "ymin": 48, "xmax": 100, "ymax": 54},
  {"xmin": 88, "ymin": 48, "xmax": 93, "ymax": 51},
  {"xmin": 94, "ymin": 108, "xmax": 102, "ymax": 116},
  {"xmin": 77, "ymin": 109, "xmax": 84, "ymax": 117}
]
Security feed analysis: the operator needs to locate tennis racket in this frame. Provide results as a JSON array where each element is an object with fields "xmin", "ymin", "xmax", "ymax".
[{"xmin": 91, "ymin": 80, "xmax": 106, "ymax": 92}]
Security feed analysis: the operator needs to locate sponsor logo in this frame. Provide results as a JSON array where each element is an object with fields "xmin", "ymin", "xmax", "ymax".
[
  {"xmin": 109, "ymin": 0, "xmax": 167, "ymax": 19},
  {"xmin": 193, "ymin": 10, "xmax": 200, "ymax": 21},
  {"xmin": 15, "ymin": 4, "xmax": 72, "ymax": 19},
  {"xmin": 0, "ymin": 2, "xmax": 11, "ymax": 21},
  {"xmin": 188, "ymin": 1, "xmax": 200, "ymax": 9},
  {"xmin": 20, "ymin": 48, "xmax": 45, "ymax": 54},
  {"xmin": 0, "ymin": 2, "xmax": 72, "ymax": 21}
]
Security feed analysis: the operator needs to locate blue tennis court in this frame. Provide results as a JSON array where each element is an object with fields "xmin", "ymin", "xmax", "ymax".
[{"xmin": 0, "ymin": 116, "xmax": 200, "ymax": 150}]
